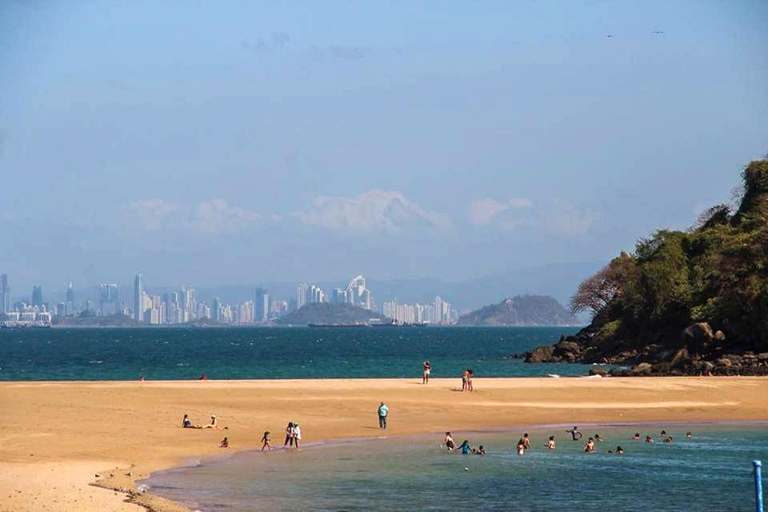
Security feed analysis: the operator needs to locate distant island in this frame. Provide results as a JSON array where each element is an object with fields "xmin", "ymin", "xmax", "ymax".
[
  {"xmin": 276, "ymin": 302, "xmax": 388, "ymax": 326},
  {"xmin": 457, "ymin": 295, "xmax": 580, "ymax": 326},
  {"xmin": 522, "ymin": 158, "xmax": 768, "ymax": 376}
]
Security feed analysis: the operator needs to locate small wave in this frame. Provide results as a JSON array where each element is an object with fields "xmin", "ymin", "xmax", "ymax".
[{"xmin": 89, "ymin": 360, "xmax": 103, "ymax": 364}]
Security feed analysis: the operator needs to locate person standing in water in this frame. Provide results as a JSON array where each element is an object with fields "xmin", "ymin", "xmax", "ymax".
[
  {"xmin": 423, "ymin": 361, "xmax": 432, "ymax": 384},
  {"xmin": 284, "ymin": 422, "xmax": 294, "ymax": 447},
  {"xmin": 378, "ymin": 402, "xmax": 389, "ymax": 429},
  {"xmin": 458, "ymin": 440, "xmax": 472, "ymax": 454},
  {"xmin": 546, "ymin": 436, "xmax": 556, "ymax": 449},
  {"xmin": 584, "ymin": 437, "xmax": 596, "ymax": 453},
  {"xmin": 443, "ymin": 432, "xmax": 456, "ymax": 451},
  {"xmin": 566, "ymin": 426, "xmax": 583, "ymax": 440}
]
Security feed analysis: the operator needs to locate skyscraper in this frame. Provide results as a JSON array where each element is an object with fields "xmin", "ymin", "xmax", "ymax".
[
  {"xmin": 99, "ymin": 283, "xmax": 119, "ymax": 316},
  {"xmin": 0, "ymin": 274, "xmax": 10, "ymax": 315},
  {"xmin": 296, "ymin": 283, "xmax": 309, "ymax": 309},
  {"xmin": 255, "ymin": 288, "xmax": 269, "ymax": 323},
  {"xmin": 65, "ymin": 282, "xmax": 75, "ymax": 316},
  {"xmin": 134, "ymin": 274, "xmax": 144, "ymax": 322},
  {"xmin": 32, "ymin": 286, "xmax": 43, "ymax": 307}
]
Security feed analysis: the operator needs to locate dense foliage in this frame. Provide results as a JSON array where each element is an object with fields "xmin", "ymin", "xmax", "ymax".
[
  {"xmin": 572, "ymin": 158, "xmax": 768, "ymax": 354},
  {"xmin": 276, "ymin": 302, "xmax": 387, "ymax": 325}
]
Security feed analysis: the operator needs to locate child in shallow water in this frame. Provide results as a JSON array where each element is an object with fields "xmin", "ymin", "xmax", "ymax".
[{"xmin": 546, "ymin": 436, "xmax": 556, "ymax": 449}]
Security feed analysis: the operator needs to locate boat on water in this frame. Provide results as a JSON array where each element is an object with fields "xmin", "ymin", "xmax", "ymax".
[
  {"xmin": 0, "ymin": 322, "xmax": 52, "ymax": 329},
  {"xmin": 307, "ymin": 321, "xmax": 429, "ymax": 328}
]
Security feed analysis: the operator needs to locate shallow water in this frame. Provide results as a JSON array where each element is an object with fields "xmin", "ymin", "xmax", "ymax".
[
  {"xmin": 0, "ymin": 326, "xmax": 589, "ymax": 380},
  {"xmin": 145, "ymin": 423, "xmax": 768, "ymax": 511}
]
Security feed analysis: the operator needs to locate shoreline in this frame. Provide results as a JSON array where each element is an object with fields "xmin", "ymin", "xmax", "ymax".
[{"xmin": 2, "ymin": 377, "xmax": 768, "ymax": 511}]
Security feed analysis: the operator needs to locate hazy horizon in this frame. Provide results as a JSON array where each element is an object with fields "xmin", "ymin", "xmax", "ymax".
[{"xmin": 1, "ymin": 1, "xmax": 766, "ymax": 295}]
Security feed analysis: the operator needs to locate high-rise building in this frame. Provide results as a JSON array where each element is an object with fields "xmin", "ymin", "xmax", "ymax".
[
  {"xmin": 1, "ymin": 274, "xmax": 10, "ymax": 315},
  {"xmin": 254, "ymin": 288, "xmax": 269, "ymax": 323},
  {"xmin": 99, "ymin": 283, "xmax": 119, "ymax": 316},
  {"xmin": 32, "ymin": 286, "xmax": 43, "ymax": 307},
  {"xmin": 65, "ymin": 281, "xmax": 75, "ymax": 316},
  {"xmin": 134, "ymin": 274, "xmax": 144, "ymax": 322},
  {"xmin": 346, "ymin": 275, "xmax": 373, "ymax": 310},
  {"xmin": 212, "ymin": 297, "xmax": 221, "ymax": 322},
  {"xmin": 296, "ymin": 283, "xmax": 309, "ymax": 309}
]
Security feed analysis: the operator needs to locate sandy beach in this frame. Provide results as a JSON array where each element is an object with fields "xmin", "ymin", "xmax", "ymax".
[{"xmin": 1, "ymin": 376, "xmax": 767, "ymax": 511}]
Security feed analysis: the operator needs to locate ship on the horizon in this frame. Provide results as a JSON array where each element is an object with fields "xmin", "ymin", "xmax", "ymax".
[{"xmin": 0, "ymin": 321, "xmax": 52, "ymax": 329}]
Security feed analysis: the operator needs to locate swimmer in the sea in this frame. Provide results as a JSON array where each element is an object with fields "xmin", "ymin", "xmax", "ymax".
[
  {"xmin": 546, "ymin": 436, "xmax": 556, "ymax": 449},
  {"xmin": 584, "ymin": 437, "xmax": 596, "ymax": 453}
]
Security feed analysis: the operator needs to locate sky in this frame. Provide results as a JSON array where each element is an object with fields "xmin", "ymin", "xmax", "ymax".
[{"xmin": 0, "ymin": 0, "xmax": 767, "ymax": 298}]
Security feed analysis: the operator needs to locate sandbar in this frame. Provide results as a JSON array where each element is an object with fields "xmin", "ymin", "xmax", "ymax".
[{"xmin": 1, "ymin": 376, "xmax": 767, "ymax": 511}]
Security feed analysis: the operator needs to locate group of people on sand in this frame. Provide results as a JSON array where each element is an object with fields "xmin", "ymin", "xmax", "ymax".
[
  {"xmin": 181, "ymin": 413, "xmax": 220, "ymax": 429},
  {"xmin": 443, "ymin": 432, "xmax": 485, "ymax": 455},
  {"xmin": 461, "ymin": 369, "xmax": 474, "ymax": 392},
  {"xmin": 283, "ymin": 422, "xmax": 302, "ymax": 448}
]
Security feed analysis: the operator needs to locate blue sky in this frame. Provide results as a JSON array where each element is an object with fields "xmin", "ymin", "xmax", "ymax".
[{"xmin": 0, "ymin": 0, "xmax": 766, "ymax": 294}]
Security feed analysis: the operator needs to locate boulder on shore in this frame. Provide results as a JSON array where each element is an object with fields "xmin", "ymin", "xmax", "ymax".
[{"xmin": 525, "ymin": 346, "xmax": 554, "ymax": 363}]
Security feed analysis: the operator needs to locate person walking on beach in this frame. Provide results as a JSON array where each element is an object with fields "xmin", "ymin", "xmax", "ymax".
[
  {"xmin": 423, "ymin": 361, "xmax": 432, "ymax": 384},
  {"xmin": 378, "ymin": 401, "xmax": 389, "ymax": 429},
  {"xmin": 566, "ymin": 426, "xmax": 583, "ymax": 441},
  {"xmin": 284, "ymin": 422, "xmax": 294, "ymax": 447},
  {"xmin": 466, "ymin": 369, "xmax": 474, "ymax": 392},
  {"xmin": 461, "ymin": 369, "xmax": 469, "ymax": 391},
  {"xmin": 261, "ymin": 431, "xmax": 271, "ymax": 451}
]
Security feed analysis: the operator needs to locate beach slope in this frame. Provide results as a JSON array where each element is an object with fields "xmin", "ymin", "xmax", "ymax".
[{"xmin": 1, "ymin": 377, "xmax": 767, "ymax": 511}]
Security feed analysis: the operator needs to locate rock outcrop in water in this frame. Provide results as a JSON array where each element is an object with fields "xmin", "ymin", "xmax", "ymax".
[
  {"xmin": 457, "ymin": 295, "xmax": 580, "ymax": 326},
  {"xmin": 519, "ymin": 158, "xmax": 768, "ymax": 376}
]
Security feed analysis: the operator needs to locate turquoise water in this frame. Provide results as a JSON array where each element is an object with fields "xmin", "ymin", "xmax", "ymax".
[
  {"xmin": 0, "ymin": 326, "xmax": 589, "ymax": 380},
  {"xmin": 145, "ymin": 423, "xmax": 768, "ymax": 511}
]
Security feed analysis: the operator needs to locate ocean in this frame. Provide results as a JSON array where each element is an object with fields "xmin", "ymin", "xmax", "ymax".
[
  {"xmin": 143, "ymin": 423, "xmax": 768, "ymax": 511},
  {"xmin": 0, "ymin": 326, "xmax": 589, "ymax": 381}
]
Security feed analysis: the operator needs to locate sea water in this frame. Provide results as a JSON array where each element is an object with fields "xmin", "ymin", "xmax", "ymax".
[
  {"xmin": 144, "ymin": 423, "xmax": 768, "ymax": 511},
  {"xmin": 0, "ymin": 326, "xmax": 588, "ymax": 380}
]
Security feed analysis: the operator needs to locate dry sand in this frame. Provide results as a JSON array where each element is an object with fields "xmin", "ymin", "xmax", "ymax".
[{"xmin": 1, "ymin": 376, "xmax": 767, "ymax": 511}]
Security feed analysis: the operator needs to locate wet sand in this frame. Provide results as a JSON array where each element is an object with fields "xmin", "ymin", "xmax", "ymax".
[{"xmin": 1, "ymin": 376, "xmax": 766, "ymax": 511}]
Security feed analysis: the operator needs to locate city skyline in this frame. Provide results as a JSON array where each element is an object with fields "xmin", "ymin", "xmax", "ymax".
[
  {"xmin": 0, "ymin": 272, "xmax": 459, "ymax": 326},
  {"xmin": 1, "ymin": 2, "xmax": 766, "ymax": 291}
]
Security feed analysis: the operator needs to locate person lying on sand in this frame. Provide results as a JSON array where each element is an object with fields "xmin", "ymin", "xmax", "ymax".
[{"xmin": 202, "ymin": 415, "xmax": 219, "ymax": 429}]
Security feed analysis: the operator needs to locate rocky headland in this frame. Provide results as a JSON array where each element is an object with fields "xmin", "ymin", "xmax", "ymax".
[{"xmin": 518, "ymin": 158, "xmax": 768, "ymax": 376}]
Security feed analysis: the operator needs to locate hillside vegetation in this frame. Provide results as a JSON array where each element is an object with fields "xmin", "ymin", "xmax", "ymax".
[
  {"xmin": 277, "ymin": 303, "xmax": 387, "ymax": 325},
  {"xmin": 524, "ymin": 158, "xmax": 768, "ymax": 375},
  {"xmin": 458, "ymin": 295, "xmax": 579, "ymax": 326}
]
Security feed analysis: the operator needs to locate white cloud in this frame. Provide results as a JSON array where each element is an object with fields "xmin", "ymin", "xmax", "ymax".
[
  {"xmin": 194, "ymin": 199, "xmax": 264, "ymax": 235},
  {"xmin": 120, "ymin": 199, "xmax": 267, "ymax": 235},
  {"xmin": 539, "ymin": 202, "xmax": 598, "ymax": 237},
  {"xmin": 120, "ymin": 199, "xmax": 184, "ymax": 232},
  {"xmin": 467, "ymin": 197, "xmax": 533, "ymax": 226},
  {"xmin": 294, "ymin": 190, "xmax": 450, "ymax": 235},
  {"xmin": 467, "ymin": 197, "xmax": 597, "ymax": 238}
]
